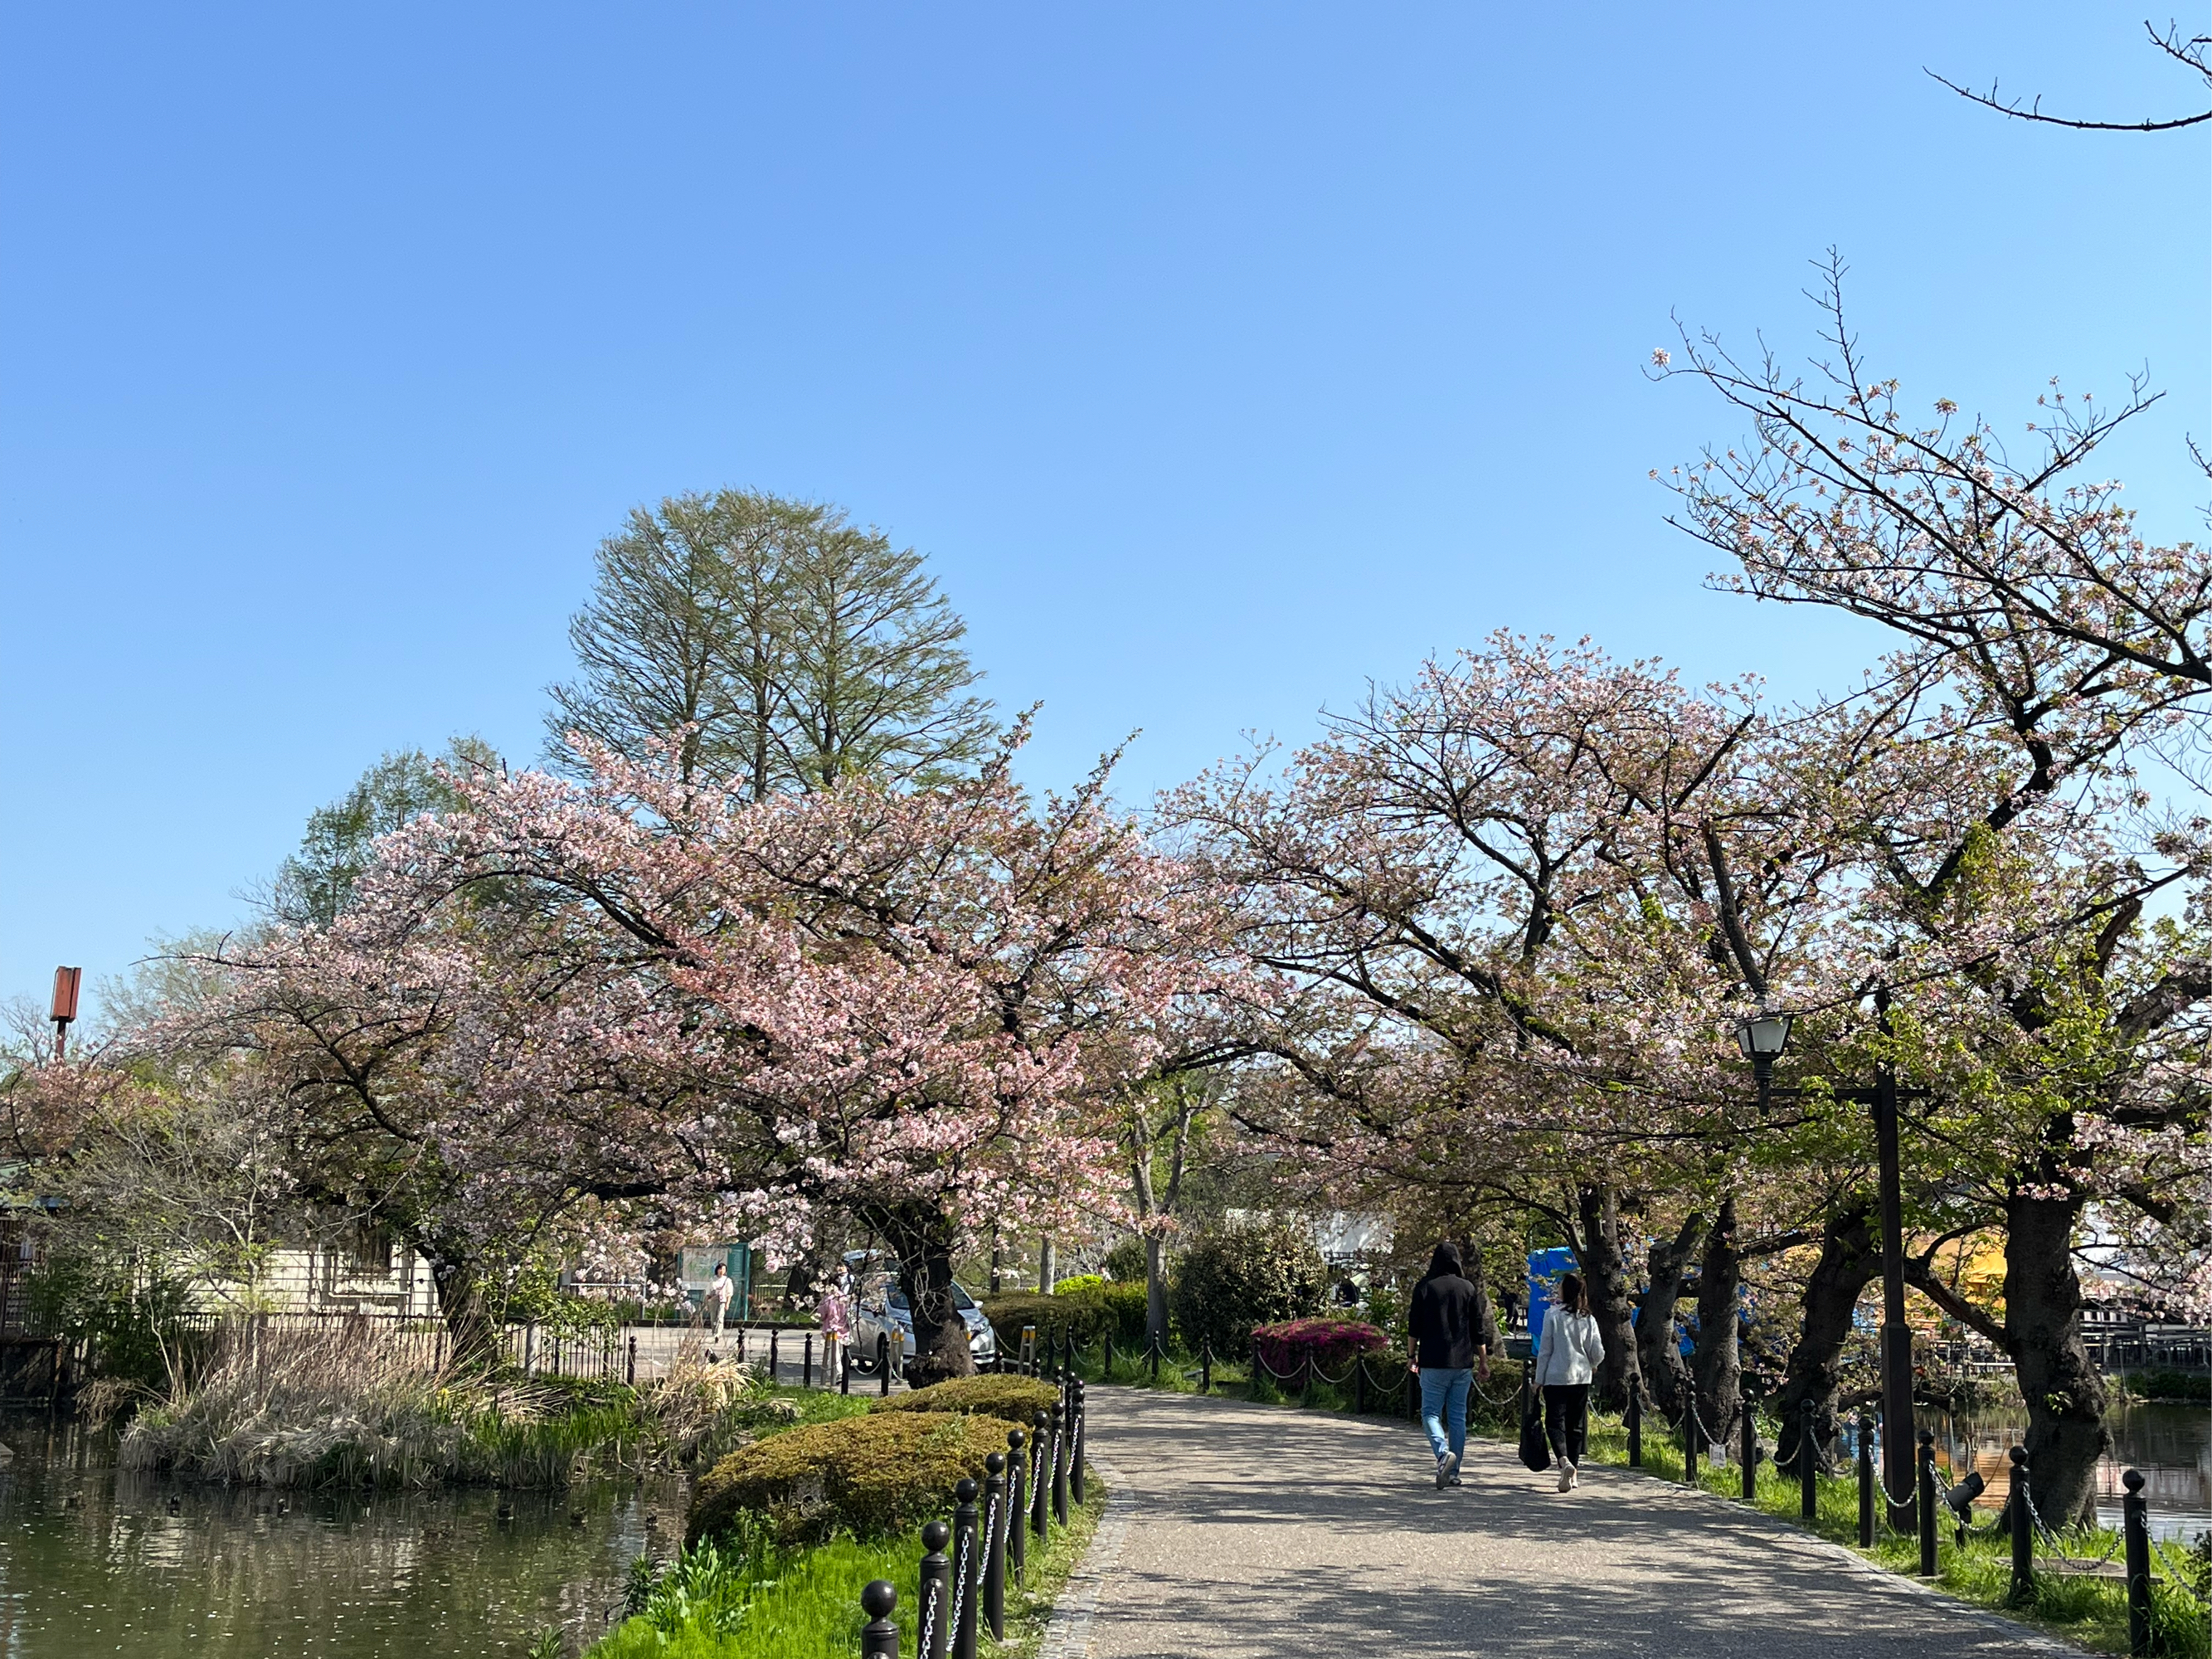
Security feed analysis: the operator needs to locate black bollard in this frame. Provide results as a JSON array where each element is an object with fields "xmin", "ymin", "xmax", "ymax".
[
  {"xmin": 1030, "ymin": 1410, "xmax": 1051, "ymax": 1541},
  {"xmin": 737, "ymin": 1326, "xmax": 746, "ymax": 1366},
  {"xmin": 1801, "ymin": 1400, "xmax": 1819, "ymax": 1522},
  {"xmin": 1049, "ymin": 1402, "xmax": 1069, "ymax": 1525},
  {"xmin": 1006, "ymin": 1428, "xmax": 1028, "ymax": 1586},
  {"xmin": 1104, "ymin": 1331, "xmax": 1114, "ymax": 1380},
  {"xmin": 1151, "ymin": 1339, "xmax": 1162, "ymax": 1386},
  {"xmin": 805, "ymin": 1333, "xmax": 814, "ymax": 1389},
  {"xmin": 771, "ymin": 1327, "xmax": 780, "ymax": 1383},
  {"xmin": 1352, "ymin": 1355, "xmax": 1364, "ymax": 1415},
  {"xmin": 1070, "ymin": 1379, "xmax": 1088, "ymax": 1504},
  {"xmin": 1063, "ymin": 1331, "xmax": 1076, "ymax": 1381},
  {"xmin": 881, "ymin": 1340, "xmax": 893, "ymax": 1397},
  {"xmin": 1741, "ymin": 1390, "xmax": 1757, "ymax": 1501},
  {"xmin": 842, "ymin": 1343, "xmax": 853, "ymax": 1395},
  {"xmin": 1684, "ymin": 1410, "xmax": 1699, "ymax": 1486},
  {"xmin": 1299, "ymin": 1350, "xmax": 1311, "ymax": 1408},
  {"xmin": 951, "ymin": 1479, "xmax": 980, "ymax": 1659},
  {"xmin": 1917, "ymin": 1430, "xmax": 1938, "ymax": 1576},
  {"xmin": 1200, "ymin": 1341, "xmax": 1213, "ymax": 1396},
  {"xmin": 2122, "ymin": 1467, "xmax": 2151, "ymax": 1657},
  {"xmin": 1856, "ymin": 1412, "xmax": 1875, "ymax": 1548},
  {"xmin": 861, "ymin": 1579, "xmax": 900, "ymax": 1659},
  {"xmin": 2007, "ymin": 1446, "xmax": 2033, "ymax": 1603},
  {"xmin": 626, "ymin": 1335, "xmax": 637, "ymax": 1386},
  {"xmin": 918, "ymin": 1520, "xmax": 950, "ymax": 1659},
  {"xmin": 1626, "ymin": 1385, "xmax": 1642, "ymax": 1467},
  {"xmin": 983, "ymin": 1452, "xmax": 1007, "ymax": 1642}
]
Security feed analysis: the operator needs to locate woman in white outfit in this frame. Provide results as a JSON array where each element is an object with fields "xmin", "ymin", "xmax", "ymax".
[{"xmin": 1533, "ymin": 1272, "xmax": 1607, "ymax": 1491}]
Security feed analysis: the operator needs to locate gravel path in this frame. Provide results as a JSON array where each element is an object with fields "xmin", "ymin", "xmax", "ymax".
[{"xmin": 1076, "ymin": 1387, "xmax": 2073, "ymax": 1658}]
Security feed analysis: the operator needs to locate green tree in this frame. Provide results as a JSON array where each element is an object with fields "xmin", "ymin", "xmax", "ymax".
[
  {"xmin": 546, "ymin": 490, "xmax": 994, "ymax": 795},
  {"xmin": 270, "ymin": 737, "xmax": 498, "ymax": 926}
]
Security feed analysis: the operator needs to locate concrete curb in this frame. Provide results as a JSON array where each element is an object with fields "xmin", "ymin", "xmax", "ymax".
[{"xmin": 1036, "ymin": 1455, "xmax": 1133, "ymax": 1659}]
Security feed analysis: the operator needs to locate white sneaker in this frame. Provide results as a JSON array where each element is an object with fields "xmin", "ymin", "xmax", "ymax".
[
  {"xmin": 1556, "ymin": 1464, "xmax": 1572, "ymax": 1492},
  {"xmin": 1568, "ymin": 1463, "xmax": 1580, "ymax": 1491},
  {"xmin": 1436, "ymin": 1451, "xmax": 1459, "ymax": 1490}
]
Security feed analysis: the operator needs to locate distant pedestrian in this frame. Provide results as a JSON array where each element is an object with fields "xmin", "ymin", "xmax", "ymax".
[
  {"xmin": 818, "ymin": 1272, "xmax": 852, "ymax": 1372},
  {"xmin": 1498, "ymin": 1285, "xmax": 1520, "ymax": 1331},
  {"xmin": 1534, "ymin": 1271, "xmax": 1606, "ymax": 1491},
  {"xmin": 707, "ymin": 1261, "xmax": 736, "ymax": 1340},
  {"xmin": 1407, "ymin": 1242, "xmax": 1494, "ymax": 1490}
]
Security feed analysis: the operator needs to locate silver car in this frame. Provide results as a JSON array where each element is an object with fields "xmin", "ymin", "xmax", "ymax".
[{"xmin": 852, "ymin": 1277, "xmax": 998, "ymax": 1372}]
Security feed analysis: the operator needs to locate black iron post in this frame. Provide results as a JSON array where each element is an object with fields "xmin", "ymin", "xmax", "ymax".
[
  {"xmin": 1299, "ymin": 1350, "xmax": 1312, "ymax": 1408},
  {"xmin": 626, "ymin": 1335, "xmax": 637, "ymax": 1386},
  {"xmin": 2007, "ymin": 1447, "xmax": 2034, "ymax": 1603},
  {"xmin": 1070, "ymin": 1379, "xmax": 1087, "ymax": 1505},
  {"xmin": 842, "ymin": 1344, "xmax": 852, "ymax": 1394},
  {"xmin": 1251, "ymin": 1337, "xmax": 1263, "ymax": 1398},
  {"xmin": 1917, "ymin": 1430, "xmax": 1937, "ymax": 1575},
  {"xmin": 1103, "ymin": 1331, "xmax": 1114, "ymax": 1379},
  {"xmin": 1801, "ymin": 1400, "xmax": 1818, "ymax": 1522},
  {"xmin": 1870, "ymin": 1004, "xmax": 1916, "ymax": 1533},
  {"xmin": 1030, "ymin": 1411, "xmax": 1050, "ymax": 1541},
  {"xmin": 2122, "ymin": 1468, "xmax": 2151, "ymax": 1657},
  {"xmin": 918, "ymin": 1520, "xmax": 950, "ymax": 1659},
  {"xmin": 805, "ymin": 1333, "xmax": 814, "ymax": 1389},
  {"xmin": 1351, "ymin": 1355, "xmax": 1364, "ymax": 1414},
  {"xmin": 1741, "ymin": 1389, "xmax": 1757, "ymax": 1501},
  {"xmin": 1626, "ymin": 1384, "xmax": 1642, "ymax": 1467},
  {"xmin": 1051, "ymin": 1401, "xmax": 1070, "ymax": 1525},
  {"xmin": 952, "ymin": 1478, "xmax": 980, "ymax": 1659},
  {"xmin": 770, "ymin": 1327, "xmax": 780, "ymax": 1383},
  {"xmin": 1151, "ymin": 1339, "xmax": 1162, "ymax": 1386},
  {"xmin": 1200, "ymin": 1341, "xmax": 1213, "ymax": 1395},
  {"xmin": 1855, "ymin": 1412, "xmax": 1875, "ymax": 1546},
  {"xmin": 983, "ymin": 1452, "xmax": 1007, "ymax": 1642},
  {"xmin": 862, "ymin": 1580, "xmax": 900, "ymax": 1659},
  {"xmin": 1684, "ymin": 1409, "xmax": 1699, "ymax": 1486},
  {"xmin": 881, "ymin": 1340, "xmax": 893, "ymax": 1397},
  {"xmin": 1006, "ymin": 1429, "xmax": 1028, "ymax": 1586}
]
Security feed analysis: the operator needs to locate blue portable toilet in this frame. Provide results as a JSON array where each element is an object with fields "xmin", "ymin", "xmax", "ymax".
[{"xmin": 1526, "ymin": 1247, "xmax": 1578, "ymax": 1348}]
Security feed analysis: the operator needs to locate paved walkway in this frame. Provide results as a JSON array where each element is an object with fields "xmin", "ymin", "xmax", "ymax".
[{"xmin": 1073, "ymin": 1388, "xmax": 2071, "ymax": 1658}]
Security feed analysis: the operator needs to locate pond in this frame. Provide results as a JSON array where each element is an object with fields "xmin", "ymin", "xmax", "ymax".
[
  {"xmin": 1918, "ymin": 1398, "xmax": 2212, "ymax": 1542},
  {"xmin": 0, "ymin": 1419, "xmax": 683, "ymax": 1657}
]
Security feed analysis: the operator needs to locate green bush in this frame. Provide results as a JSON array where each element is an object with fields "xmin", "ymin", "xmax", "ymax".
[
  {"xmin": 1170, "ymin": 1219, "xmax": 1329, "ymax": 1360},
  {"xmin": 1102, "ymin": 1234, "xmax": 1148, "ymax": 1283},
  {"xmin": 871, "ymin": 1374, "xmax": 1057, "ymax": 1426},
  {"xmin": 1100, "ymin": 1282, "xmax": 1149, "ymax": 1345},
  {"xmin": 1053, "ymin": 1273, "xmax": 1106, "ymax": 1294},
  {"xmin": 2118, "ymin": 1366, "xmax": 2210, "ymax": 1404},
  {"xmin": 688, "ymin": 1410, "xmax": 1006, "ymax": 1546}
]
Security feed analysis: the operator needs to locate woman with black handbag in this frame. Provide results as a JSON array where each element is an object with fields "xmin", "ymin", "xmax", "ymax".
[{"xmin": 1533, "ymin": 1272, "xmax": 1607, "ymax": 1491}]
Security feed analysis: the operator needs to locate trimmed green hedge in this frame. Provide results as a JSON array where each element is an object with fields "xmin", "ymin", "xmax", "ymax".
[
  {"xmin": 981, "ymin": 1283, "xmax": 1146, "ymax": 1357},
  {"xmin": 688, "ymin": 1410, "xmax": 1006, "ymax": 1546},
  {"xmin": 870, "ymin": 1374, "xmax": 1057, "ymax": 1426}
]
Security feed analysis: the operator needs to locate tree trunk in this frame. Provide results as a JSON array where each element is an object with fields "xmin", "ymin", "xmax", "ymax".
[
  {"xmin": 428, "ymin": 1253, "xmax": 493, "ymax": 1363},
  {"xmin": 1773, "ymin": 1203, "xmax": 1879, "ymax": 1471},
  {"xmin": 1457, "ymin": 1242, "xmax": 1502, "ymax": 1357},
  {"xmin": 1634, "ymin": 1214, "xmax": 1703, "ymax": 1422},
  {"xmin": 1689, "ymin": 1194, "xmax": 1742, "ymax": 1455},
  {"xmin": 1038, "ymin": 1237, "xmax": 1057, "ymax": 1297},
  {"xmin": 1575, "ymin": 1185, "xmax": 1639, "ymax": 1410},
  {"xmin": 886, "ymin": 1214, "xmax": 975, "ymax": 1387},
  {"xmin": 2005, "ymin": 1186, "xmax": 2108, "ymax": 1525},
  {"xmin": 1145, "ymin": 1233, "xmax": 1170, "ymax": 1350}
]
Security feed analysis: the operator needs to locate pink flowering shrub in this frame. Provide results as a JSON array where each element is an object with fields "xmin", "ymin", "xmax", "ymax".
[{"xmin": 1251, "ymin": 1317, "xmax": 1387, "ymax": 1379}]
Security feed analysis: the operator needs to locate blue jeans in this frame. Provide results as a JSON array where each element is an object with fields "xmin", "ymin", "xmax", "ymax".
[{"xmin": 1419, "ymin": 1366, "xmax": 1471, "ymax": 1464}]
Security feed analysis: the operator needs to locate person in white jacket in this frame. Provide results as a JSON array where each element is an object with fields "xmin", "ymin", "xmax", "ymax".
[{"xmin": 1533, "ymin": 1272, "xmax": 1606, "ymax": 1491}]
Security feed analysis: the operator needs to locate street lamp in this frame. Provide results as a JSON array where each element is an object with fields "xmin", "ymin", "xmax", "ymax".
[{"xmin": 1734, "ymin": 1007, "xmax": 1792, "ymax": 1113}]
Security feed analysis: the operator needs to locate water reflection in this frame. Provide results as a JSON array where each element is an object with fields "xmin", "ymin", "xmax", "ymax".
[
  {"xmin": 1901, "ymin": 1401, "xmax": 2212, "ymax": 1542},
  {"xmin": 0, "ymin": 1418, "xmax": 684, "ymax": 1657}
]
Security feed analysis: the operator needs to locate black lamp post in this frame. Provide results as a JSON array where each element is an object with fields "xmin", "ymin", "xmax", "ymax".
[{"xmin": 1734, "ymin": 1008, "xmax": 1792, "ymax": 1115}]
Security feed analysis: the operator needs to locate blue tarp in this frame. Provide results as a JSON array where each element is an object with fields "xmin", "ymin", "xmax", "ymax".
[{"xmin": 1525, "ymin": 1247, "xmax": 1578, "ymax": 1347}]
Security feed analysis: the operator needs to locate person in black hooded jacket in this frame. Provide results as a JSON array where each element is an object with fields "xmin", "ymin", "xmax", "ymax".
[{"xmin": 1407, "ymin": 1241, "xmax": 1496, "ymax": 1488}]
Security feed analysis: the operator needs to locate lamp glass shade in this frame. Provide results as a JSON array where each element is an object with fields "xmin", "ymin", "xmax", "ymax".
[{"xmin": 1734, "ymin": 1013, "xmax": 1791, "ymax": 1060}]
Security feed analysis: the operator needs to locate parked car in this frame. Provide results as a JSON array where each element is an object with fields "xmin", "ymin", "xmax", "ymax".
[{"xmin": 851, "ymin": 1275, "xmax": 998, "ymax": 1372}]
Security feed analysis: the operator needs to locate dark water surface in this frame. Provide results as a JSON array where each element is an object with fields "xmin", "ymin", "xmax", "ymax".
[
  {"xmin": 1920, "ymin": 1399, "xmax": 2212, "ymax": 1542},
  {"xmin": 0, "ymin": 1422, "xmax": 683, "ymax": 1658}
]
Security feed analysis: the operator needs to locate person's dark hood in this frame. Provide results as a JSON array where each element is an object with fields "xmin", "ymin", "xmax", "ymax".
[{"xmin": 1424, "ymin": 1243, "xmax": 1464, "ymax": 1280}]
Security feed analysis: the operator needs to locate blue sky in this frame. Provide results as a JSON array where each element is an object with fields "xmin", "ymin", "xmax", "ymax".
[{"xmin": 2, "ymin": 3, "xmax": 2206, "ymax": 1016}]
